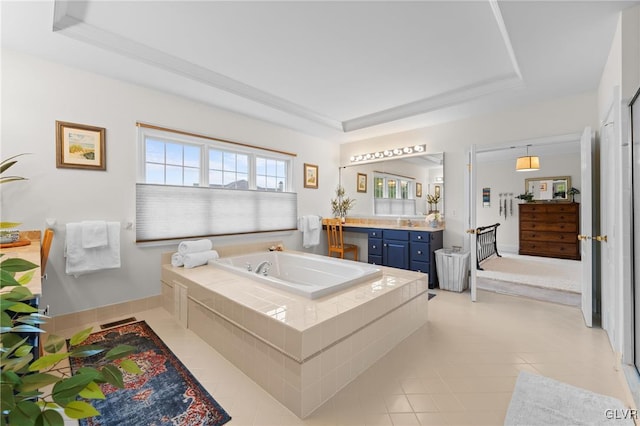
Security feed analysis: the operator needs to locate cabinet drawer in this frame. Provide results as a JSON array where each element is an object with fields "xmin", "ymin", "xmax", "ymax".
[
  {"xmin": 520, "ymin": 230, "xmax": 576, "ymax": 243},
  {"xmin": 410, "ymin": 242, "xmax": 430, "ymax": 262},
  {"xmin": 519, "ymin": 241, "xmax": 579, "ymax": 258},
  {"xmin": 368, "ymin": 255, "xmax": 383, "ymax": 265},
  {"xmin": 368, "ymin": 229, "xmax": 382, "ymax": 239},
  {"xmin": 410, "ymin": 231, "xmax": 431, "ymax": 242},
  {"xmin": 410, "ymin": 260, "xmax": 430, "ymax": 274},
  {"xmin": 383, "ymin": 229, "xmax": 409, "ymax": 241},
  {"xmin": 369, "ymin": 238, "xmax": 382, "ymax": 256},
  {"xmin": 520, "ymin": 221, "xmax": 577, "ymax": 232}
]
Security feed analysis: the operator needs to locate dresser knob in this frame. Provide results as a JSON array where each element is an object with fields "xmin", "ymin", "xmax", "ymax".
[
  {"xmin": 417, "ymin": 250, "xmax": 422, "ymax": 255},
  {"xmin": 417, "ymin": 236, "xmax": 422, "ymax": 240}
]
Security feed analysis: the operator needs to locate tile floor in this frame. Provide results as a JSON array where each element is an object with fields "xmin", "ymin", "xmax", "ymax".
[{"xmin": 58, "ymin": 289, "xmax": 635, "ymax": 426}]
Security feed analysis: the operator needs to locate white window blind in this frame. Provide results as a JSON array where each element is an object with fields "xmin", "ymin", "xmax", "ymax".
[
  {"xmin": 374, "ymin": 199, "xmax": 416, "ymax": 216},
  {"xmin": 136, "ymin": 184, "xmax": 297, "ymax": 242}
]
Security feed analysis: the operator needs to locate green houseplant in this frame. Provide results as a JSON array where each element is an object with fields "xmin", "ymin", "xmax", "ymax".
[{"xmin": 0, "ymin": 155, "xmax": 141, "ymax": 425}]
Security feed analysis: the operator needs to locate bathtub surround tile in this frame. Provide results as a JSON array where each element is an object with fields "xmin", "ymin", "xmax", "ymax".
[{"xmin": 162, "ymin": 250, "xmax": 429, "ymax": 418}]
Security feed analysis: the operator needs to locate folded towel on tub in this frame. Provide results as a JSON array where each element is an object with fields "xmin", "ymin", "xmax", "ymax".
[
  {"xmin": 183, "ymin": 250, "xmax": 219, "ymax": 269},
  {"xmin": 81, "ymin": 220, "xmax": 108, "ymax": 248},
  {"xmin": 178, "ymin": 239, "xmax": 213, "ymax": 255},
  {"xmin": 171, "ymin": 253, "xmax": 184, "ymax": 267}
]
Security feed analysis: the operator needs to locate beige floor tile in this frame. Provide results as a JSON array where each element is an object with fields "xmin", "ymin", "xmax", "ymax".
[{"xmin": 57, "ymin": 288, "xmax": 636, "ymax": 426}]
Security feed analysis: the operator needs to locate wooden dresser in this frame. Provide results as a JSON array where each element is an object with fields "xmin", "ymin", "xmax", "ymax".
[{"xmin": 519, "ymin": 203, "xmax": 580, "ymax": 260}]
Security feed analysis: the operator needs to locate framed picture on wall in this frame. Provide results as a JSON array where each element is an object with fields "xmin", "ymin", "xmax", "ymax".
[
  {"xmin": 435, "ymin": 185, "xmax": 441, "ymax": 197},
  {"xmin": 357, "ymin": 173, "xmax": 367, "ymax": 193},
  {"xmin": 303, "ymin": 163, "xmax": 318, "ymax": 189},
  {"xmin": 56, "ymin": 121, "xmax": 106, "ymax": 170},
  {"xmin": 416, "ymin": 182, "xmax": 422, "ymax": 198}
]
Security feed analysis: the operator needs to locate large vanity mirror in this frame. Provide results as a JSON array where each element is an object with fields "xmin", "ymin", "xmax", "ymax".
[
  {"xmin": 340, "ymin": 152, "xmax": 444, "ymax": 217},
  {"xmin": 525, "ymin": 176, "xmax": 571, "ymax": 201}
]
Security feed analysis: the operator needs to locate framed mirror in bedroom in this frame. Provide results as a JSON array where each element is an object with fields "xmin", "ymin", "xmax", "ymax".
[{"xmin": 525, "ymin": 176, "xmax": 571, "ymax": 201}]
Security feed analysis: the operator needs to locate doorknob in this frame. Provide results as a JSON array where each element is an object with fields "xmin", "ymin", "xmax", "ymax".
[
  {"xmin": 466, "ymin": 229, "xmax": 477, "ymax": 234},
  {"xmin": 577, "ymin": 235, "xmax": 592, "ymax": 241},
  {"xmin": 595, "ymin": 235, "xmax": 608, "ymax": 242}
]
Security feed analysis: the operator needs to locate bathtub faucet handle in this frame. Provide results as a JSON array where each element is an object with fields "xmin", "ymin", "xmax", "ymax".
[
  {"xmin": 245, "ymin": 262, "xmax": 252, "ymax": 272},
  {"xmin": 255, "ymin": 260, "xmax": 272, "ymax": 276}
]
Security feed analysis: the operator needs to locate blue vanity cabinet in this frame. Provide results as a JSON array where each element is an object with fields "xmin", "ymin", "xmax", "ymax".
[
  {"xmin": 382, "ymin": 230, "xmax": 410, "ymax": 270},
  {"xmin": 409, "ymin": 230, "xmax": 443, "ymax": 288},
  {"xmin": 367, "ymin": 229, "xmax": 383, "ymax": 265}
]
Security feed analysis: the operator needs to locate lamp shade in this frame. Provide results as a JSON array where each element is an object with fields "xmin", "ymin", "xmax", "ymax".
[{"xmin": 516, "ymin": 155, "xmax": 540, "ymax": 172}]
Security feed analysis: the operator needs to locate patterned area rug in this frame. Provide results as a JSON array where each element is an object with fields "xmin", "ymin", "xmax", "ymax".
[{"xmin": 68, "ymin": 321, "xmax": 231, "ymax": 426}]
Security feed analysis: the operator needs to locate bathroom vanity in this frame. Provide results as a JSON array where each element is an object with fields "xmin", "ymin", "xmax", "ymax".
[{"xmin": 339, "ymin": 222, "xmax": 444, "ymax": 288}]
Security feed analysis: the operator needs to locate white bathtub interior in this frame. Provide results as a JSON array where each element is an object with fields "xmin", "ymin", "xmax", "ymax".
[{"xmin": 213, "ymin": 250, "xmax": 383, "ymax": 299}]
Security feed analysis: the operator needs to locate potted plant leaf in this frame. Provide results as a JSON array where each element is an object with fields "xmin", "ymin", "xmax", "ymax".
[{"xmin": 330, "ymin": 185, "xmax": 355, "ymax": 222}]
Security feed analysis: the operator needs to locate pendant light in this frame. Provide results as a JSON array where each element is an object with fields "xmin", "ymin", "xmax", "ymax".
[{"xmin": 516, "ymin": 144, "xmax": 540, "ymax": 172}]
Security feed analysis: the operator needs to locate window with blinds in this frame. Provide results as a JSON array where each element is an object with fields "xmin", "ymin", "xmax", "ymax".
[
  {"xmin": 136, "ymin": 124, "xmax": 297, "ymax": 242},
  {"xmin": 373, "ymin": 171, "xmax": 416, "ymax": 216}
]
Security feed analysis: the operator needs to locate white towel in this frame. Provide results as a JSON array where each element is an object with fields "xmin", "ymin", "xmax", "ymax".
[
  {"xmin": 65, "ymin": 222, "xmax": 121, "ymax": 277},
  {"xmin": 178, "ymin": 239, "xmax": 213, "ymax": 255},
  {"xmin": 81, "ymin": 220, "xmax": 108, "ymax": 248},
  {"xmin": 183, "ymin": 250, "xmax": 219, "ymax": 269},
  {"xmin": 300, "ymin": 215, "xmax": 321, "ymax": 248},
  {"xmin": 171, "ymin": 253, "xmax": 184, "ymax": 267}
]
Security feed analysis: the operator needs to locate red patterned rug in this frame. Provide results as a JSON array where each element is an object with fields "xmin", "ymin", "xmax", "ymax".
[{"xmin": 68, "ymin": 321, "xmax": 231, "ymax": 426}]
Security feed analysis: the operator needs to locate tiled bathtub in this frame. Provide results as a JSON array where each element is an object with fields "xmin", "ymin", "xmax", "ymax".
[{"xmin": 161, "ymin": 248, "xmax": 429, "ymax": 418}]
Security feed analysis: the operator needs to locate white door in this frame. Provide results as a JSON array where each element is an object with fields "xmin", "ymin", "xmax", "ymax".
[
  {"xmin": 467, "ymin": 145, "xmax": 478, "ymax": 302},
  {"xmin": 632, "ymin": 90, "xmax": 640, "ymax": 372},
  {"xmin": 580, "ymin": 127, "xmax": 594, "ymax": 327}
]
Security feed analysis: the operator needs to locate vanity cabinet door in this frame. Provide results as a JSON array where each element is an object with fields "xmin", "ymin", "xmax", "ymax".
[{"xmin": 383, "ymin": 240, "xmax": 409, "ymax": 269}]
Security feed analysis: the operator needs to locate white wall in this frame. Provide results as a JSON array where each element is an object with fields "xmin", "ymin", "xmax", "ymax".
[
  {"xmin": 476, "ymin": 153, "xmax": 581, "ymax": 253},
  {"xmin": 1, "ymin": 49, "xmax": 339, "ymax": 316},
  {"xmin": 341, "ymin": 92, "xmax": 598, "ymax": 249}
]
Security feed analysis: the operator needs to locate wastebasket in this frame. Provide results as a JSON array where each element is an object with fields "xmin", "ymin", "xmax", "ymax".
[{"xmin": 435, "ymin": 249, "xmax": 470, "ymax": 292}]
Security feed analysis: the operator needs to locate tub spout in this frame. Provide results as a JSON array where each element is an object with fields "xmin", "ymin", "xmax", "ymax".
[{"xmin": 255, "ymin": 261, "xmax": 272, "ymax": 276}]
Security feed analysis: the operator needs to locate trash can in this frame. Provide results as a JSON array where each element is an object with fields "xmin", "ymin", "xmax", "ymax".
[{"xmin": 435, "ymin": 249, "xmax": 470, "ymax": 292}]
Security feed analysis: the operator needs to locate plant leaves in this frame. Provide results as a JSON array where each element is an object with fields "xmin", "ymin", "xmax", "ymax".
[
  {"xmin": 16, "ymin": 315, "xmax": 48, "ymax": 326},
  {"xmin": 1, "ymin": 370, "xmax": 21, "ymax": 386},
  {"xmin": 5, "ymin": 301, "xmax": 38, "ymax": 314},
  {"xmin": 0, "ymin": 258, "xmax": 38, "ymax": 273},
  {"xmin": 0, "ymin": 269, "xmax": 21, "ymax": 288},
  {"xmin": 101, "ymin": 364, "xmax": 124, "ymax": 388},
  {"xmin": 78, "ymin": 381, "xmax": 105, "ymax": 400},
  {"xmin": 9, "ymin": 400, "xmax": 40, "ymax": 426},
  {"xmin": 1, "ymin": 353, "xmax": 33, "ymax": 373},
  {"xmin": 1, "ymin": 383, "xmax": 15, "ymax": 412},
  {"xmin": 119, "ymin": 358, "xmax": 142, "ymax": 375},
  {"xmin": 52, "ymin": 374, "xmax": 95, "ymax": 407},
  {"xmin": 0, "ymin": 222, "xmax": 22, "ymax": 229},
  {"xmin": 17, "ymin": 270, "xmax": 35, "ymax": 286},
  {"xmin": 28, "ymin": 353, "xmax": 69, "ymax": 372},
  {"xmin": 64, "ymin": 400, "xmax": 100, "ymax": 420},
  {"xmin": 1, "ymin": 285, "xmax": 33, "ymax": 301},
  {"xmin": 36, "ymin": 409, "xmax": 65, "ymax": 426},
  {"xmin": 68, "ymin": 345, "xmax": 104, "ymax": 358},
  {"xmin": 14, "ymin": 344, "xmax": 33, "ymax": 358},
  {"xmin": 43, "ymin": 334, "xmax": 65, "ymax": 354},
  {"xmin": 105, "ymin": 344, "xmax": 136, "ymax": 360},
  {"xmin": 0, "ymin": 311, "xmax": 13, "ymax": 328},
  {"xmin": 0, "ymin": 160, "xmax": 18, "ymax": 174},
  {"xmin": 69, "ymin": 327, "xmax": 93, "ymax": 346},
  {"xmin": 17, "ymin": 373, "xmax": 62, "ymax": 393},
  {"xmin": 10, "ymin": 324, "xmax": 45, "ymax": 333}
]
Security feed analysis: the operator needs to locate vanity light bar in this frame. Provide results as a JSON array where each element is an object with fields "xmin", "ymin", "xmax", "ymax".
[{"xmin": 350, "ymin": 144, "xmax": 426, "ymax": 163}]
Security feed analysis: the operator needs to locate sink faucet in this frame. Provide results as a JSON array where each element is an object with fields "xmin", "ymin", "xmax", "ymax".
[
  {"xmin": 407, "ymin": 219, "xmax": 413, "ymax": 227},
  {"xmin": 255, "ymin": 260, "xmax": 272, "ymax": 276}
]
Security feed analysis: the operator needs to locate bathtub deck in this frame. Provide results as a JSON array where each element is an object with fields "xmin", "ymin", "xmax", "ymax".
[{"xmin": 161, "ymin": 248, "xmax": 429, "ymax": 418}]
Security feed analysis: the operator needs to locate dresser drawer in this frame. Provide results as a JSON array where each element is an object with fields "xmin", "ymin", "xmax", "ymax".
[
  {"xmin": 368, "ymin": 229, "xmax": 382, "ymax": 239},
  {"xmin": 519, "ymin": 241, "xmax": 579, "ymax": 258},
  {"xmin": 368, "ymin": 255, "xmax": 383, "ymax": 265},
  {"xmin": 519, "ymin": 212, "xmax": 577, "ymax": 223},
  {"xmin": 409, "ymin": 260, "xmax": 430, "ymax": 274},
  {"xmin": 410, "ymin": 242, "xmax": 430, "ymax": 262},
  {"xmin": 410, "ymin": 231, "xmax": 431, "ymax": 242},
  {"xmin": 520, "ymin": 221, "xmax": 577, "ymax": 232},
  {"xmin": 520, "ymin": 230, "xmax": 576, "ymax": 243}
]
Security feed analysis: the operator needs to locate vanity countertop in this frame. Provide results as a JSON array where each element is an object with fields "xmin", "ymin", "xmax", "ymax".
[{"xmin": 322, "ymin": 218, "xmax": 444, "ymax": 232}]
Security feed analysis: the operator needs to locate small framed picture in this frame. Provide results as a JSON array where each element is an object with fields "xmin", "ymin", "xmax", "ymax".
[
  {"xmin": 56, "ymin": 121, "xmax": 106, "ymax": 170},
  {"xmin": 303, "ymin": 163, "xmax": 318, "ymax": 189},
  {"xmin": 416, "ymin": 182, "xmax": 422, "ymax": 198},
  {"xmin": 435, "ymin": 185, "xmax": 441, "ymax": 197},
  {"xmin": 357, "ymin": 173, "xmax": 367, "ymax": 193}
]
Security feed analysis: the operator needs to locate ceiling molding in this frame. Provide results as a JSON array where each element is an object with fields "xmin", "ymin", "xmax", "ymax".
[{"xmin": 51, "ymin": 0, "xmax": 525, "ymax": 134}]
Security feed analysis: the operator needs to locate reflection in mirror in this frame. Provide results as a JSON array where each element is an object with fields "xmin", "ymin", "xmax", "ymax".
[
  {"xmin": 525, "ymin": 176, "xmax": 571, "ymax": 201},
  {"xmin": 340, "ymin": 153, "xmax": 444, "ymax": 217}
]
